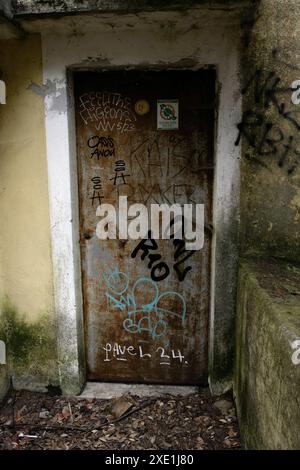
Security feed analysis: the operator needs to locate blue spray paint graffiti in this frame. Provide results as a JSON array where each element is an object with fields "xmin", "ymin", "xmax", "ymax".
[{"xmin": 103, "ymin": 268, "xmax": 187, "ymax": 347}]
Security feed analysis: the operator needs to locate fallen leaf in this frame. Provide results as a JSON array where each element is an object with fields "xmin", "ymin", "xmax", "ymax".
[
  {"xmin": 39, "ymin": 410, "xmax": 49, "ymax": 419},
  {"xmin": 62, "ymin": 405, "xmax": 71, "ymax": 420},
  {"xmin": 196, "ymin": 436, "xmax": 205, "ymax": 449},
  {"xmin": 111, "ymin": 396, "xmax": 133, "ymax": 419}
]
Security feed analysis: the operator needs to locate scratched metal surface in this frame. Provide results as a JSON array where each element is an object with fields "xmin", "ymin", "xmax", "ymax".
[{"xmin": 74, "ymin": 70, "xmax": 215, "ymax": 384}]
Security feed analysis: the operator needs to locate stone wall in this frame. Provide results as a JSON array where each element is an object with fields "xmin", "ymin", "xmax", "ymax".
[{"xmin": 235, "ymin": 260, "xmax": 300, "ymax": 449}]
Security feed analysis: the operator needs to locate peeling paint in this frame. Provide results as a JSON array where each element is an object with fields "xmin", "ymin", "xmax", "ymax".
[
  {"xmin": 28, "ymin": 78, "xmax": 68, "ymax": 114},
  {"xmin": 27, "ymin": 78, "xmax": 57, "ymax": 97}
]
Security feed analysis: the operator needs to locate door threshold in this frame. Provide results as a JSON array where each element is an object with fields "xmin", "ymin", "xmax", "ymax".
[{"xmin": 80, "ymin": 382, "xmax": 199, "ymax": 399}]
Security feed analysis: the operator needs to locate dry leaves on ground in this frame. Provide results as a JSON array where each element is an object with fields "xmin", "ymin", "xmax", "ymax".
[{"xmin": 0, "ymin": 389, "xmax": 242, "ymax": 450}]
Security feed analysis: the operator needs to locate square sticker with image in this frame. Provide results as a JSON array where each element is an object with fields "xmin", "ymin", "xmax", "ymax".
[{"xmin": 157, "ymin": 99, "xmax": 179, "ymax": 130}]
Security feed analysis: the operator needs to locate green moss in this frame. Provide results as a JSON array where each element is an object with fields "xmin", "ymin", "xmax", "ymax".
[
  {"xmin": 234, "ymin": 260, "xmax": 300, "ymax": 449},
  {"xmin": 0, "ymin": 297, "xmax": 57, "ymax": 375},
  {"xmin": 209, "ymin": 343, "xmax": 234, "ymax": 386}
]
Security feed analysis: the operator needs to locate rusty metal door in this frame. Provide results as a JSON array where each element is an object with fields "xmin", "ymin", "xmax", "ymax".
[{"xmin": 74, "ymin": 70, "xmax": 215, "ymax": 384}]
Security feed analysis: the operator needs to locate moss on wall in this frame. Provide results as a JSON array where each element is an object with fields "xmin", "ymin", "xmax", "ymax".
[
  {"xmin": 235, "ymin": 259, "xmax": 300, "ymax": 449},
  {"xmin": 0, "ymin": 297, "xmax": 58, "ymax": 390},
  {"xmin": 0, "ymin": 366, "xmax": 9, "ymax": 402}
]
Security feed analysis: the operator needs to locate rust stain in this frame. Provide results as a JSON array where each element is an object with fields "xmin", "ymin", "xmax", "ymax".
[{"xmin": 74, "ymin": 70, "xmax": 215, "ymax": 384}]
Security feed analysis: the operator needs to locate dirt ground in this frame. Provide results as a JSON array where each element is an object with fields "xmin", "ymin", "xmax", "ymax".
[{"xmin": 0, "ymin": 388, "xmax": 242, "ymax": 450}]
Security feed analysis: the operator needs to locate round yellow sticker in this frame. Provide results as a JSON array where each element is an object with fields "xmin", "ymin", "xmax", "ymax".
[{"xmin": 135, "ymin": 99, "xmax": 150, "ymax": 116}]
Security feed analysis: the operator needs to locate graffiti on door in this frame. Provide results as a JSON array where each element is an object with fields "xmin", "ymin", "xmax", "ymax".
[
  {"xmin": 75, "ymin": 70, "xmax": 214, "ymax": 383},
  {"xmin": 103, "ymin": 268, "xmax": 187, "ymax": 348},
  {"xmin": 79, "ymin": 91, "xmax": 137, "ymax": 132}
]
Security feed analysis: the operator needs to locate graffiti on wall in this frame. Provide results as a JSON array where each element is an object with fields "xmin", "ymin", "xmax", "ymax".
[{"xmin": 235, "ymin": 55, "xmax": 300, "ymax": 175}]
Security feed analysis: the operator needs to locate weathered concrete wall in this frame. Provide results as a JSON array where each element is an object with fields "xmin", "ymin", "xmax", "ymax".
[
  {"xmin": 0, "ymin": 366, "xmax": 9, "ymax": 401},
  {"xmin": 235, "ymin": 260, "xmax": 300, "ymax": 449},
  {"xmin": 14, "ymin": 0, "xmax": 254, "ymax": 16},
  {"xmin": 232, "ymin": 0, "xmax": 300, "ymax": 449},
  {"xmin": 237, "ymin": 0, "xmax": 300, "ymax": 261},
  {"xmin": 0, "ymin": 35, "xmax": 57, "ymax": 392},
  {"xmin": 40, "ymin": 8, "xmax": 242, "ymax": 394}
]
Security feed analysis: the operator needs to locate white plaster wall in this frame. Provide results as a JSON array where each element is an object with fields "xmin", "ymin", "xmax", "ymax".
[{"xmin": 41, "ymin": 11, "xmax": 241, "ymax": 394}]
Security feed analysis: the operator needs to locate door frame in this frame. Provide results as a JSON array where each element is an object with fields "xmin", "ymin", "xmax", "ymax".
[{"xmin": 42, "ymin": 21, "xmax": 241, "ymax": 395}]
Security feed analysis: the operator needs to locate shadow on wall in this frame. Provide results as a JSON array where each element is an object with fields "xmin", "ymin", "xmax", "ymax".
[{"xmin": 0, "ymin": 363, "xmax": 9, "ymax": 401}]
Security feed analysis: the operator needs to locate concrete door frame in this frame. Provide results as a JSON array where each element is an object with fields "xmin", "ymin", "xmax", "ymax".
[{"xmin": 41, "ymin": 14, "xmax": 241, "ymax": 394}]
